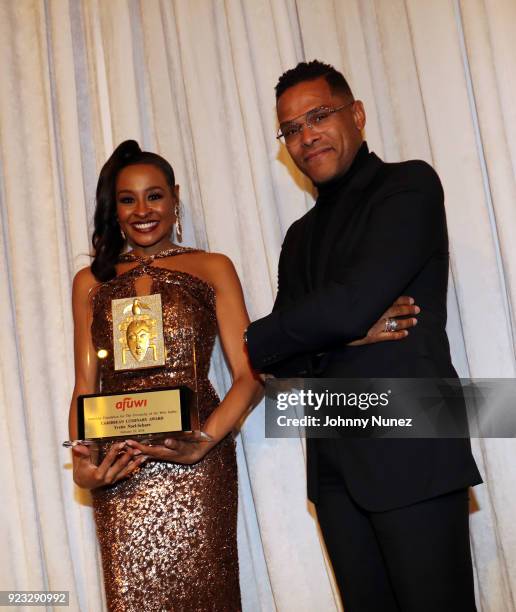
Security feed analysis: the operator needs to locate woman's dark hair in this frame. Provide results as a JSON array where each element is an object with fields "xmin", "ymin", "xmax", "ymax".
[{"xmin": 91, "ymin": 140, "xmax": 176, "ymax": 282}]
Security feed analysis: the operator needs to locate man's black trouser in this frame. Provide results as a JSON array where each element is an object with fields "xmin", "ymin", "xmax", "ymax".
[{"xmin": 315, "ymin": 440, "xmax": 477, "ymax": 612}]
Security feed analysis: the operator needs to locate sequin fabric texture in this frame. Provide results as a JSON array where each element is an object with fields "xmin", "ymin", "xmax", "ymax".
[{"xmin": 90, "ymin": 248, "xmax": 240, "ymax": 612}]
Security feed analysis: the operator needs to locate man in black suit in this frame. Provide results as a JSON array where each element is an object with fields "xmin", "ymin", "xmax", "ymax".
[{"xmin": 245, "ymin": 61, "xmax": 482, "ymax": 611}]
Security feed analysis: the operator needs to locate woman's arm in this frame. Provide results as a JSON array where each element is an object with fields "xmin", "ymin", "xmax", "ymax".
[
  {"xmin": 126, "ymin": 254, "xmax": 262, "ymax": 464},
  {"xmin": 201, "ymin": 254, "xmax": 263, "ymax": 441},
  {"xmin": 69, "ymin": 268, "xmax": 98, "ymax": 440},
  {"xmin": 69, "ymin": 268, "xmax": 142, "ymax": 488}
]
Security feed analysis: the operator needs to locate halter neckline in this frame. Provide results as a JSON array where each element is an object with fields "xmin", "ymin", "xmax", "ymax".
[{"xmin": 118, "ymin": 246, "xmax": 201, "ymax": 264}]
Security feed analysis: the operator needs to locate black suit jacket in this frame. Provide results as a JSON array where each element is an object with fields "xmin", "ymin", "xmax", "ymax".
[{"xmin": 246, "ymin": 150, "xmax": 482, "ymax": 511}]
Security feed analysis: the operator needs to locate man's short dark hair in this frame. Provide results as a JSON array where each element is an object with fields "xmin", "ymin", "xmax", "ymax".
[{"xmin": 275, "ymin": 60, "xmax": 353, "ymax": 102}]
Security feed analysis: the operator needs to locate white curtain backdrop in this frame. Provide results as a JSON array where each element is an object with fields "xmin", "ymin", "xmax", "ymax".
[{"xmin": 0, "ymin": 1, "xmax": 514, "ymax": 610}]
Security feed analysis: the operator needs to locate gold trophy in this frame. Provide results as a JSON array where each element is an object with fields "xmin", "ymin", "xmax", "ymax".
[{"xmin": 64, "ymin": 293, "xmax": 207, "ymax": 457}]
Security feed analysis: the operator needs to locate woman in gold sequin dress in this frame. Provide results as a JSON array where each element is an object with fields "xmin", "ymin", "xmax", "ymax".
[{"xmin": 69, "ymin": 141, "xmax": 261, "ymax": 611}]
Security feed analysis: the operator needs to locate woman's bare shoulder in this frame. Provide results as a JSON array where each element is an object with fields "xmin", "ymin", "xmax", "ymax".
[
  {"xmin": 195, "ymin": 251, "xmax": 237, "ymax": 276},
  {"xmin": 196, "ymin": 252, "xmax": 243, "ymax": 295},
  {"xmin": 164, "ymin": 249, "xmax": 241, "ymax": 292},
  {"xmin": 72, "ymin": 266, "xmax": 99, "ymax": 297}
]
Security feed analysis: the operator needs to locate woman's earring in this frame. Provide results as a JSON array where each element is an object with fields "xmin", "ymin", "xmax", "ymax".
[
  {"xmin": 120, "ymin": 227, "xmax": 126, "ymax": 241},
  {"xmin": 174, "ymin": 202, "xmax": 183, "ymax": 243}
]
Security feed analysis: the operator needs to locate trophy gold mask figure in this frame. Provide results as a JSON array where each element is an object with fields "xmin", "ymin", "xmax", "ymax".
[
  {"xmin": 111, "ymin": 294, "xmax": 166, "ymax": 371},
  {"xmin": 122, "ymin": 299, "xmax": 157, "ymax": 363}
]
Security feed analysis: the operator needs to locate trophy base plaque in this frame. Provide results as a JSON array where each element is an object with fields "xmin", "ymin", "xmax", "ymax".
[{"xmin": 63, "ymin": 386, "xmax": 206, "ymax": 463}]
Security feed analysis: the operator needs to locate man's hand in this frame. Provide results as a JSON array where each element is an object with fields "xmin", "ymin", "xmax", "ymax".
[{"xmin": 348, "ymin": 296, "xmax": 420, "ymax": 346}]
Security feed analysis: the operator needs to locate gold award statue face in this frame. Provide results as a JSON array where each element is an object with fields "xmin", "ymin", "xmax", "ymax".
[{"xmin": 112, "ymin": 294, "xmax": 166, "ymax": 371}]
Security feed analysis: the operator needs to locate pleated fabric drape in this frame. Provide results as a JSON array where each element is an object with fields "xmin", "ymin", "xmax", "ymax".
[{"xmin": 0, "ymin": 1, "xmax": 514, "ymax": 610}]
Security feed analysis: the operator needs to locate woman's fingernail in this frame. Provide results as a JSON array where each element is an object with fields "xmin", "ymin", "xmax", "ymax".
[
  {"xmin": 414, "ymin": 306, "xmax": 421, "ymax": 313},
  {"xmin": 409, "ymin": 297, "xmax": 414, "ymax": 304},
  {"xmin": 412, "ymin": 318, "xmax": 418, "ymax": 325}
]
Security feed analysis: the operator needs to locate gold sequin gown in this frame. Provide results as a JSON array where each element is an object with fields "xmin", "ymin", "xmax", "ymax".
[{"xmin": 89, "ymin": 248, "xmax": 240, "ymax": 612}]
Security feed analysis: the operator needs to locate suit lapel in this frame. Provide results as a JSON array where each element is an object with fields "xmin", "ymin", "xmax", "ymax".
[
  {"xmin": 302, "ymin": 209, "xmax": 316, "ymax": 292},
  {"xmin": 276, "ymin": 208, "xmax": 316, "ymax": 304}
]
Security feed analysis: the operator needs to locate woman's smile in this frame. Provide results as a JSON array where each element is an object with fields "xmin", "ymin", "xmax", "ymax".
[{"xmin": 130, "ymin": 220, "xmax": 161, "ymax": 233}]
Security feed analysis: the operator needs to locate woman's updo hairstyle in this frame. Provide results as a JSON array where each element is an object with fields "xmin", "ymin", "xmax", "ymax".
[{"xmin": 91, "ymin": 140, "xmax": 176, "ymax": 282}]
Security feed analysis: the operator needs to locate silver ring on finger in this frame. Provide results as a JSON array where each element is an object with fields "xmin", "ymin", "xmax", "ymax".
[{"xmin": 384, "ymin": 318, "xmax": 399, "ymax": 333}]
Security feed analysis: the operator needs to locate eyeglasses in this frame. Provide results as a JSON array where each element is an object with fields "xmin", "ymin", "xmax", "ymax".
[{"xmin": 276, "ymin": 102, "xmax": 354, "ymax": 143}]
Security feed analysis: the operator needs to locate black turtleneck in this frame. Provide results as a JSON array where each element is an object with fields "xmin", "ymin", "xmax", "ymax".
[{"xmin": 311, "ymin": 141, "xmax": 370, "ymax": 279}]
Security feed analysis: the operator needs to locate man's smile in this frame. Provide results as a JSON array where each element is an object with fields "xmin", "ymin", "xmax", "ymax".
[{"xmin": 304, "ymin": 147, "xmax": 333, "ymax": 163}]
